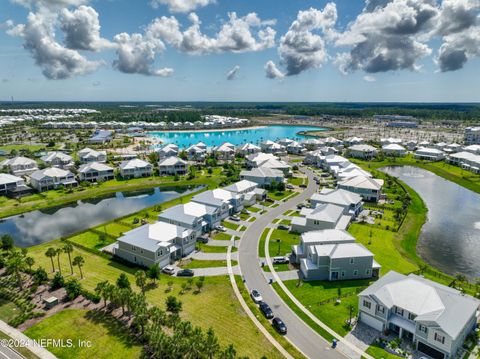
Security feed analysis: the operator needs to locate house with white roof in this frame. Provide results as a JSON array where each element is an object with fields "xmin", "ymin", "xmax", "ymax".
[
  {"xmin": 311, "ymin": 188, "xmax": 363, "ymax": 216},
  {"xmin": 157, "ymin": 144, "xmax": 179, "ymax": 158},
  {"xmin": 259, "ymin": 158, "xmax": 292, "ymax": 176},
  {"xmin": 404, "ymin": 140, "xmax": 418, "ymax": 151},
  {"xmin": 324, "ymin": 137, "xmax": 344, "ymax": 148},
  {"xmin": 78, "ymin": 148, "xmax": 107, "ymax": 163},
  {"xmin": 223, "ymin": 179, "xmax": 265, "ymax": 206},
  {"xmin": 237, "ymin": 143, "xmax": 261, "ymax": 155},
  {"xmin": 414, "ymin": 148, "xmax": 445, "ymax": 162},
  {"xmin": 246, "ymin": 152, "xmax": 277, "ymax": 167},
  {"xmin": 213, "ymin": 142, "xmax": 235, "ymax": 160},
  {"xmin": 191, "ymin": 188, "xmax": 244, "ymax": 215},
  {"xmin": 338, "ymin": 175, "xmax": 384, "ymax": 202},
  {"xmin": 291, "ymin": 203, "xmax": 352, "ymax": 233},
  {"xmin": 347, "ymin": 144, "xmax": 377, "ymax": 160},
  {"xmin": 114, "ymin": 221, "xmax": 196, "ymax": 268},
  {"xmin": 304, "ymin": 148, "xmax": 338, "ymax": 166},
  {"xmin": 78, "ymin": 162, "xmax": 114, "ymax": 182},
  {"xmin": 463, "ymin": 144, "xmax": 480, "ymax": 155},
  {"xmin": 158, "ymin": 156, "xmax": 187, "ymax": 176},
  {"xmin": 0, "ymin": 156, "xmax": 38, "ymax": 176},
  {"xmin": 358, "ymin": 271, "xmax": 479, "ymax": 359},
  {"xmin": 260, "ymin": 140, "xmax": 287, "ymax": 155},
  {"xmin": 344, "ymin": 137, "xmax": 364, "ymax": 147},
  {"xmin": 0, "ymin": 173, "xmax": 31, "ymax": 197},
  {"xmin": 336, "ymin": 165, "xmax": 373, "ymax": 181},
  {"xmin": 277, "ymin": 138, "xmax": 295, "ymax": 147},
  {"xmin": 446, "ymin": 151, "xmax": 480, "ymax": 173},
  {"xmin": 186, "ymin": 143, "xmax": 207, "ymax": 162},
  {"xmin": 382, "ymin": 144, "xmax": 407, "ymax": 157},
  {"xmin": 119, "ymin": 158, "xmax": 153, "ymax": 179},
  {"xmin": 40, "ymin": 151, "xmax": 74, "ymax": 169},
  {"xmin": 319, "ymin": 154, "xmax": 350, "ymax": 171},
  {"xmin": 286, "ymin": 141, "xmax": 306, "ymax": 155},
  {"xmin": 158, "ymin": 201, "xmax": 215, "ymax": 235},
  {"xmin": 444, "ymin": 143, "xmax": 462, "ymax": 154},
  {"xmin": 240, "ymin": 167, "xmax": 285, "ymax": 187},
  {"xmin": 29, "ymin": 167, "xmax": 77, "ymax": 192},
  {"xmin": 302, "ymin": 138, "xmax": 325, "ymax": 150},
  {"xmin": 381, "ymin": 138, "xmax": 403, "ymax": 146}
]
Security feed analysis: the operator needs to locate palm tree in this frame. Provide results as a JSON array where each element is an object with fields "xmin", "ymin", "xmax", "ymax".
[
  {"xmin": 55, "ymin": 248, "xmax": 62, "ymax": 275},
  {"xmin": 204, "ymin": 328, "xmax": 220, "ymax": 359},
  {"xmin": 135, "ymin": 270, "xmax": 147, "ymax": 294},
  {"xmin": 72, "ymin": 256, "xmax": 85, "ymax": 279},
  {"xmin": 7, "ymin": 251, "xmax": 26, "ymax": 289},
  {"xmin": 63, "ymin": 243, "xmax": 74, "ymax": 275},
  {"xmin": 25, "ymin": 256, "xmax": 35, "ymax": 271},
  {"xmin": 45, "ymin": 247, "xmax": 56, "ymax": 272},
  {"xmin": 95, "ymin": 280, "xmax": 110, "ymax": 308}
]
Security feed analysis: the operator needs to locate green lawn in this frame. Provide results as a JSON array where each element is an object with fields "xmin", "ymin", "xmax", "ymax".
[
  {"xmin": 0, "ymin": 144, "xmax": 46, "ymax": 153},
  {"xmin": 268, "ymin": 229, "xmax": 299, "ymax": 257},
  {"xmin": 197, "ymin": 242, "xmax": 237, "ymax": 253},
  {"xmin": 366, "ymin": 342, "xmax": 401, "ymax": 359},
  {"xmin": 0, "ymin": 331, "xmax": 39, "ymax": 359},
  {"xmin": 267, "ymin": 190, "xmax": 294, "ymax": 201},
  {"xmin": 262, "ymin": 263, "xmax": 290, "ymax": 272},
  {"xmin": 258, "ymin": 228, "xmax": 270, "ymax": 258},
  {"xmin": 212, "ymin": 232, "xmax": 232, "ymax": 241},
  {"xmin": 246, "ymin": 206, "xmax": 261, "ymax": 213},
  {"xmin": 222, "ymin": 221, "xmax": 240, "ymax": 231},
  {"xmin": 180, "ymin": 259, "xmax": 237, "ymax": 269},
  {"xmin": 24, "ymin": 309, "xmax": 142, "ymax": 359},
  {"xmin": 282, "ymin": 279, "xmax": 373, "ymax": 336},
  {"xmin": 287, "ymin": 177, "xmax": 304, "ymax": 186},
  {"xmin": 26, "ymin": 240, "xmax": 273, "ymax": 357},
  {"xmin": 0, "ymin": 299, "xmax": 21, "ymax": 323}
]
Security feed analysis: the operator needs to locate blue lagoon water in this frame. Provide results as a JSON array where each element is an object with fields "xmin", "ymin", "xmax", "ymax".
[{"xmin": 148, "ymin": 125, "xmax": 325, "ymax": 148}]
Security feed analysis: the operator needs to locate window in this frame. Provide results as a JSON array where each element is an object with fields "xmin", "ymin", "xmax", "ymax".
[
  {"xmin": 395, "ymin": 307, "xmax": 404, "ymax": 316},
  {"xmin": 418, "ymin": 325, "xmax": 428, "ymax": 334},
  {"xmin": 341, "ymin": 271, "xmax": 346, "ymax": 277},
  {"xmin": 434, "ymin": 333, "xmax": 445, "ymax": 344},
  {"xmin": 140, "ymin": 249, "xmax": 143, "ymax": 254},
  {"xmin": 350, "ymin": 258, "xmax": 355, "ymax": 264},
  {"xmin": 353, "ymin": 270, "xmax": 358, "ymax": 276},
  {"xmin": 131, "ymin": 245, "xmax": 136, "ymax": 251},
  {"xmin": 408, "ymin": 313, "xmax": 416, "ymax": 321},
  {"xmin": 366, "ymin": 269, "xmax": 371, "ymax": 275},
  {"xmin": 363, "ymin": 300, "xmax": 371, "ymax": 309},
  {"xmin": 377, "ymin": 305, "xmax": 385, "ymax": 314}
]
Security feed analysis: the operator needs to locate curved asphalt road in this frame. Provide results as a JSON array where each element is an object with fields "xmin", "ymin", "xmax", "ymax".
[{"xmin": 238, "ymin": 167, "xmax": 347, "ymax": 359}]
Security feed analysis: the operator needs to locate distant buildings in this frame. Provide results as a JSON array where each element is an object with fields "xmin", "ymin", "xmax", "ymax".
[
  {"xmin": 0, "ymin": 156, "xmax": 38, "ymax": 176},
  {"xmin": 347, "ymin": 144, "xmax": 377, "ymax": 160},
  {"xmin": 78, "ymin": 148, "xmax": 107, "ymax": 163},
  {"xmin": 382, "ymin": 144, "xmax": 407, "ymax": 157},
  {"xmin": 40, "ymin": 151, "xmax": 74, "ymax": 169},
  {"xmin": 88, "ymin": 130, "xmax": 113, "ymax": 144},
  {"xmin": 414, "ymin": 148, "xmax": 445, "ymax": 162},
  {"xmin": 464, "ymin": 127, "xmax": 480, "ymax": 145}
]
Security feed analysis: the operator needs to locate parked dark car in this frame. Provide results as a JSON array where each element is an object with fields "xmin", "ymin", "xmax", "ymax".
[
  {"xmin": 177, "ymin": 269, "xmax": 194, "ymax": 277},
  {"xmin": 277, "ymin": 224, "xmax": 290, "ymax": 231},
  {"xmin": 272, "ymin": 317, "xmax": 287, "ymax": 334},
  {"xmin": 196, "ymin": 236, "xmax": 209, "ymax": 243},
  {"xmin": 259, "ymin": 302, "xmax": 274, "ymax": 319},
  {"xmin": 299, "ymin": 184, "xmax": 307, "ymax": 188}
]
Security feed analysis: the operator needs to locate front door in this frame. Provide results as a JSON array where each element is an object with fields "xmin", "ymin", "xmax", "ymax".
[{"xmin": 331, "ymin": 271, "xmax": 339, "ymax": 280}]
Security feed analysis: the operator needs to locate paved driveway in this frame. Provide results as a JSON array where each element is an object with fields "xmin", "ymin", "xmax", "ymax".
[{"xmin": 238, "ymin": 168, "xmax": 347, "ymax": 359}]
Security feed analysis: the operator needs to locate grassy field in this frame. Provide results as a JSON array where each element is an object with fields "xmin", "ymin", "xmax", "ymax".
[
  {"xmin": 0, "ymin": 170, "xmax": 225, "ymax": 219},
  {"xmin": 0, "ymin": 144, "xmax": 46, "ymax": 153},
  {"xmin": 25, "ymin": 239, "xmax": 277, "ymax": 357},
  {"xmin": 0, "ymin": 331, "xmax": 39, "ymax": 359},
  {"xmin": 24, "ymin": 309, "xmax": 142, "ymax": 359},
  {"xmin": 0, "ymin": 299, "xmax": 21, "ymax": 323},
  {"xmin": 197, "ymin": 243, "xmax": 231, "ymax": 253},
  {"xmin": 246, "ymin": 206, "xmax": 261, "ymax": 213},
  {"xmin": 258, "ymin": 228, "xmax": 270, "ymax": 258},
  {"xmin": 180, "ymin": 259, "xmax": 237, "ymax": 269},
  {"xmin": 366, "ymin": 342, "xmax": 401, "ymax": 359},
  {"xmin": 212, "ymin": 232, "xmax": 232, "ymax": 241},
  {"xmin": 287, "ymin": 177, "xmax": 304, "ymax": 186},
  {"xmin": 268, "ymin": 229, "xmax": 299, "ymax": 257},
  {"xmin": 267, "ymin": 190, "xmax": 294, "ymax": 201},
  {"xmin": 221, "ymin": 221, "xmax": 240, "ymax": 231},
  {"xmin": 282, "ymin": 279, "xmax": 373, "ymax": 336}
]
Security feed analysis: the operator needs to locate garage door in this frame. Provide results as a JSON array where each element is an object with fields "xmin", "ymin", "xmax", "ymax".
[
  {"xmin": 359, "ymin": 312, "xmax": 384, "ymax": 331},
  {"xmin": 417, "ymin": 341, "xmax": 445, "ymax": 359}
]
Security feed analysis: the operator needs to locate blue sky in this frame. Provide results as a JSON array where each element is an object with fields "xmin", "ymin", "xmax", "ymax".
[{"xmin": 0, "ymin": 0, "xmax": 479, "ymax": 102}]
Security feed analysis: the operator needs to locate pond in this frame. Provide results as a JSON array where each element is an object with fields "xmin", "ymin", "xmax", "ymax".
[
  {"xmin": 0, "ymin": 186, "xmax": 199, "ymax": 247},
  {"xmin": 381, "ymin": 166, "xmax": 480, "ymax": 279},
  {"xmin": 148, "ymin": 125, "xmax": 326, "ymax": 148}
]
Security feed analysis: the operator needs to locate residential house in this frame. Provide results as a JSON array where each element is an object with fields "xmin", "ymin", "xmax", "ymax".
[
  {"xmin": 310, "ymin": 188, "xmax": 363, "ymax": 216},
  {"xmin": 380, "ymin": 138, "xmax": 403, "ymax": 146},
  {"xmin": 157, "ymin": 144, "xmax": 179, "ymax": 158},
  {"xmin": 347, "ymin": 144, "xmax": 377, "ymax": 160},
  {"xmin": 344, "ymin": 137, "xmax": 364, "ymax": 147},
  {"xmin": 463, "ymin": 144, "xmax": 480, "ymax": 155},
  {"xmin": 240, "ymin": 167, "xmax": 285, "ymax": 187},
  {"xmin": 324, "ymin": 137, "xmax": 344, "ymax": 148},
  {"xmin": 88, "ymin": 130, "xmax": 112, "ymax": 144},
  {"xmin": 414, "ymin": 148, "xmax": 445, "ymax": 162},
  {"xmin": 259, "ymin": 158, "xmax": 292, "ymax": 176},
  {"xmin": 290, "ymin": 203, "xmax": 352, "ymax": 233},
  {"xmin": 78, "ymin": 162, "xmax": 114, "ymax": 182},
  {"xmin": 29, "ymin": 167, "xmax": 77, "ymax": 192},
  {"xmin": 0, "ymin": 173, "xmax": 31, "ymax": 197},
  {"xmin": 302, "ymin": 138, "xmax": 325, "ymax": 150},
  {"xmin": 158, "ymin": 156, "xmax": 187, "ymax": 176},
  {"xmin": 464, "ymin": 127, "xmax": 480, "ymax": 145},
  {"xmin": 358, "ymin": 271, "xmax": 480, "ymax": 359},
  {"xmin": 191, "ymin": 188, "xmax": 244, "ymax": 215},
  {"xmin": 0, "ymin": 156, "xmax": 38, "ymax": 176},
  {"xmin": 78, "ymin": 148, "xmax": 107, "ymax": 163},
  {"xmin": 213, "ymin": 142, "xmax": 235, "ymax": 161},
  {"xmin": 246, "ymin": 152, "xmax": 277, "ymax": 168},
  {"xmin": 338, "ymin": 175, "xmax": 384, "ymax": 202},
  {"xmin": 446, "ymin": 151, "xmax": 480, "ymax": 173},
  {"xmin": 186, "ymin": 143, "xmax": 207, "ymax": 162},
  {"xmin": 404, "ymin": 140, "xmax": 418, "ymax": 151},
  {"xmin": 223, "ymin": 179, "xmax": 264, "ymax": 206},
  {"xmin": 237, "ymin": 143, "xmax": 261, "ymax": 155},
  {"xmin": 119, "ymin": 159, "xmax": 153, "ymax": 179},
  {"xmin": 114, "ymin": 221, "xmax": 196, "ymax": 268},
  {"xmin": 444, "ymin": 143, "xmax": 462, "ymax": 154},
  {"xmin": 382, "ymin": 144, "xmax": 407, "ymax": 157},
  {"xmin": 158, "ymin": 202, "xmax": 216, "ymax": 235},
  {"xmin": 260, "ymin": 140, "xmax": 286, "ymax": 155},
  {"xmin": 286, "ymin": 141, "xmax": 306, "ymax": 155},
  {"xmin": 40, "ymin": 151, "xmax": 74, "ymax": 169}
]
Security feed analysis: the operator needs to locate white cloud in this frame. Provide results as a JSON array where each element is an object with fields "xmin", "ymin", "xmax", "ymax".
[
  {"xmin": 11, "ymin": 0, "xmax": 89, "ymax": 9},
  {"xmin": 264, "ymin": 60, "xmax": 284, "ymax": 79},
  {"xmin": 363, "ymin": 75, "xmax": 376, "ymax": 82},
  {"xmin": 150, "ymin": 0, "xmax": 215, "ymax": 13},
  {"xmin": 59, "ymin": 6, "xmax": 113, "ymax": 51},
  {"xmin": 6, "ymin": 11, "xmax": 102, "ymax": 79},
  {"xmin": 226, "ymin": 65, "xmax": 240, "ymax": 80},
  {"xmin": 267, "ymin": 3, "xmax": 338, "ymax": 78}
]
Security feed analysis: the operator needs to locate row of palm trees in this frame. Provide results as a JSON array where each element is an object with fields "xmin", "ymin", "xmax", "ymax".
[
  {"xmin": 94, "ymin": 275, "xmax": 242, "ymax": 359},
  {"xmin": 44, "ymin": 243, "xmax": 84, "ymax": 279}
]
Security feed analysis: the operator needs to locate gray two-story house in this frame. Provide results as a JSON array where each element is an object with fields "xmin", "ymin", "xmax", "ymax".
[
  {"xmin": 114, "ymin": 221, "xmax": 195, "ymax": 268},
  {"xmin": 310, "ymin": 188, "xmax": 363, "ymax": 217},
  {"xmin": 191, "ymin": 189, "xmax": 244, "ymax": 217},
  {"xmin": 359, "ymin": 271, "xmax": 480, "ymax": 359}
]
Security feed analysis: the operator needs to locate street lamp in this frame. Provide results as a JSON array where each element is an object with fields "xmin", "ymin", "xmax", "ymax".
[{"xmin": 276, "ymin": 239, "xmax": 281, "ymax": 255}]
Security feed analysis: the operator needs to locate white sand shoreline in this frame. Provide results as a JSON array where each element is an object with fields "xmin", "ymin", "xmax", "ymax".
[{"xmin": 147, "ymin": 125, "xmax": 266, "ymax": 134}]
